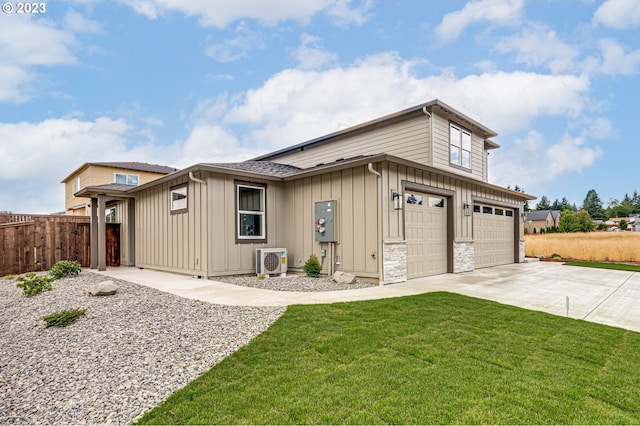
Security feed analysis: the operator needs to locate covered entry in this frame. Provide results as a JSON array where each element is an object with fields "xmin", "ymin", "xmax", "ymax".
[
  {"xmin": 405, "ymin": 192, "xmax": 448, "ymax": 279},
  {"xmin": 473, "ymin": 203, "xmax": 514, "ymax": 268}
]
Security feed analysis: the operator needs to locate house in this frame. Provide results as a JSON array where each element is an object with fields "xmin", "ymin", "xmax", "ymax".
[
  {"xmin": 630, "ymin": 214, "xmax": 639, "ymax": 232},
  {"xmin": 524, "ymin": 210, "xmax": 560, "ymax": 234},
  {"xmin": 75, "ymin": 99, "xmax": 536, "ymax": 283},
  {"xmin": 606, "ymin": 217, "xmax": 631, "ymax": 231},
  {"xmin": 62, "ymin": 162, "xmax": 178, "ymax": 216},
  {"xmin": 61, "ymin": 162, "xmax": 177, "ymax": 266}
]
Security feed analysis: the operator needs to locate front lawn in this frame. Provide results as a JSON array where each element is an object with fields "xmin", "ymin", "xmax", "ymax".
[
  {"xmin": 564, "ymin": 261, "xmax": 640, "ymax": 272},
  {"xmin": 136, "ymin": 292, "xmax": 640, "ymax": 425}
]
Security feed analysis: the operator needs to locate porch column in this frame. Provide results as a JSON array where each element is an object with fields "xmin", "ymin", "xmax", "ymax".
[
  {"xmin": 97, "ymin": 194, "xmax": 106, "ymax": 271},
  {"xmin": 90, "ymin": 198, "xmax": 98, "ymax": 269}
]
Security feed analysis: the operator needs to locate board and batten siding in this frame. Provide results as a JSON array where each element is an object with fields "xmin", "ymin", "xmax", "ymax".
[
  {"xmin": 431, "ymin": 111, "xmax": 486, "ymax": 182},
  {"xmin": 381, "ymin": 161, "xmax": 523, "ymax": 243},
  {"xmin": 135, "ymin": 176, "xmax": 207, "ymax": 276},
  {"xmin": 283, "ymin": 165, "xmax": 379, "ymax": 278},
  {"xmin": 207, "ymin": 173, "xmax": 286, "ymax": 276},
  {"xmin": 271, "ymin": 115, "xmax": 431, "ymax": 169}
]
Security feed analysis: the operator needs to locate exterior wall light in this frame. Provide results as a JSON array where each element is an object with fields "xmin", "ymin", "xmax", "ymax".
[
  {"xmin": 392, "ymin": 190, "xmax": 402, "ymax": 210},
  {"xmin": 463, "ymin": 202, "xmax": 471, "ymax": 217}
]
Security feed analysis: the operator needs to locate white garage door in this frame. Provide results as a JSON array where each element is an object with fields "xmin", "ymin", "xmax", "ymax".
[
  {"xmin": 405, "ymin": 193, "xmax": 447, "ymax": 279},
  {"xmin": 473, "ymin": 204, "xmax": 514, "ymax": 269}
]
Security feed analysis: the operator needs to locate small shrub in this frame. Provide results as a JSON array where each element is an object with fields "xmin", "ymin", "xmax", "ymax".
[
  {"xmin": 42, "ymin": 308, "xmax": 87, "ymax": 328},
  {"xmin": 303, "ymin": 254, "xmax": 322, "ymax": 278},
  {"xmin": 15, "ymin": 273, "xmax": 54, "ymax": 296},
  {"xmin": 49, "ymin": 260, "xmax": 82, "ymax": 280},
  {"xmin": 257, "ymin": 273, "xmax": 267, "ymax": 280},
  {"xmin": 551, "ymin": 253, "xmax": 562, "ymax": 260},
  {"xmin": 4, "ymin": 275, "xmax": 15, "ymax": 281}
]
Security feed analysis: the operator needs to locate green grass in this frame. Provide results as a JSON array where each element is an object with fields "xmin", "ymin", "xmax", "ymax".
[
  {"xmin": 136, "ymin": 293, "xmax": 640, "ymax": 425},
  {"xmin": 564, "ymin": 261, "xmax": 640, "ymax": 272}
]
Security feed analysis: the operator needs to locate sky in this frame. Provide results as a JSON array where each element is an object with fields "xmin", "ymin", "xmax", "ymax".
[{"xmin": 1, "ymin": 0, "xmax": 639, "ymax": 214}]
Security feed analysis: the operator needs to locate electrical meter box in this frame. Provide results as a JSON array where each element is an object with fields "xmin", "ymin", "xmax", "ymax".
[{"xmin": 314, "ymin": 200, "xmax": 336, "ymax": 242}]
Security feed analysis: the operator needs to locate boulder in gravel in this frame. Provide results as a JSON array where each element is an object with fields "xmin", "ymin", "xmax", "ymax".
[
  {"xmin": 332, "ymin": 271, "xmax": 356, "ymax": 284},
  {"xmin": 88, "ymin": 280, "xmax": 118, "ymax": 296}
]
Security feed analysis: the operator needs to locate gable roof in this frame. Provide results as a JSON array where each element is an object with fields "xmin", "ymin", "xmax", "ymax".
[
  {"xmin": 61, "ymin": 161, "xmax": 178, "ymax": 183},
  {"xmin": 526, "ymin": 210, "xmax": 561, "ymax": 221},
  {"xmin": 252, "ymin": 99, "xmax": 499, "ymax": 162}
]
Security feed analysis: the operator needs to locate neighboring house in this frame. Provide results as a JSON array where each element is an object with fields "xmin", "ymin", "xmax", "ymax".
[
  {"xmin": 61, "ymin": 162, "xmax": 177, "ymax": 266},
  {"xmin": 630, "ymin": 214, "xmax": 639, "ymax": 232},
  {"xmin": 606, "ymin": 217, "xmax": 631, "ymax": 230},
  {"xmin": 524, "ymin": 210, "xmax": 560, "ymax": 234},
  {"xmin": 76, "ymin": 99, "xmax": 535, "ymax": 283},
  {"xmin": 62, "ymin": 162, "xmax": 178, "ymax": 216}
]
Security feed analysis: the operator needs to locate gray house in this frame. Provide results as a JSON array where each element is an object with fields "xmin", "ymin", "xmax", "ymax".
[{"xmin": 77, "ymin": 99, "xmax": 535, "ymax": 283}]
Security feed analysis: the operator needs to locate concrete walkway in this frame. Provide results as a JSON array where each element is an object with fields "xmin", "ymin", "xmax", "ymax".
[{"xmin": 95, "ymin": 262, "xmax": 640, "ymax": 333}]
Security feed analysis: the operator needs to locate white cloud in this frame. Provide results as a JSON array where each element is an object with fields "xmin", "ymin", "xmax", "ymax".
[
  {"xmin": 434, "ymin": 0, "xmax": 523, "ymax": 42},
  {"xmin": 63, "ymin": 10, "xmax": 102, "ymax": 34},
  {"xmin": 223, "ymin": 53, "xmax": 590, "ymax": 153},
  {"xmin": 118, "ymin": 0, "xmax": 370, "ymax": 28},
  {"xmin": 582, "ymin": 38, "xmax": 640, "ymax": 75},
  {"xmin": 291, "ymin": 33, "xmax": 337, "ymax": 69},
  {"xmin": 490, "ymin": 130, "xmax": 603, "ymax": 191},
  {"xmin": 593, "ymin": 0, "xmax": 640, "ymax": 29},
  {"xmin": 204, "ymin": 23, "xmax": 266, "ymax": 62},
  {"xmin": 0, "ymin": 14, "xmax": 81, "ymax": 102},
  {"xmin": 0, "ymin": 117, "xmax": 133, "ymax": 213},
  {"xmin": 494, "ymin": 23, "xmax": 580, "ymax": 73}
]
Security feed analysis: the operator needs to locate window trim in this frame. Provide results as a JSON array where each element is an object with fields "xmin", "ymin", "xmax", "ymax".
[
  {"xmin": 450, "ymin": 122, "xmax": 472, "ymax": 170},
  {"xmin": 114, "ymin": 172, "xmax": 140, "ymax": 186},
  {"xmin": 235, "ymin": 181, "xmax": 267, "ymax": 244},
  {"xmin": 170, "ymin": 184, "xmax": 188, "ymax": 214}
]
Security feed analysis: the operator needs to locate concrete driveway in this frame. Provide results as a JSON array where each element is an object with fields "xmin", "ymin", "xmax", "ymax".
[{"xmin": 96, "ymin": 261, "xmax": 640, "ymax": 333}]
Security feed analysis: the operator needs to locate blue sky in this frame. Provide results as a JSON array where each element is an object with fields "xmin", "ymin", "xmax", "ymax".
[{"xmin": 1, "ymin": 0, "xmax": 639, "ymax": 213}]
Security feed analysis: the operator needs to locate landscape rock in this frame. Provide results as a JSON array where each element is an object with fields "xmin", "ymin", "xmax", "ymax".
[
  {"xmin": 88, "ymin": 280, "xmax": 118, "ymax": 296},
  {"xmin": 332, "ymin": 271, "xmax": 357, "ymax": 284}
]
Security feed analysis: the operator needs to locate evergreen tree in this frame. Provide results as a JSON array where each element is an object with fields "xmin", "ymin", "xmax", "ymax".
[
  {"xmin": 536, "ymin": 195, "xmax": 551, "ymax": 210},
  {"xmin": 582, "ymin": 189, "xmax": 606, "ymax": 220}
]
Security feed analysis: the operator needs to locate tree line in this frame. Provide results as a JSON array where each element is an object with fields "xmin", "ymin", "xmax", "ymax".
[
  {"xmin": 511, "ymin": 187, "xmax": 639, "ymax": 233},
  {"xmin": 534, "ymin": 189, "xmax": 640, "ymax": 220}
]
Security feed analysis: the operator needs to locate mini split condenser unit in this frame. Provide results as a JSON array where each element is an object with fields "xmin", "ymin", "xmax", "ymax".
[{"xmin": 256, "ymin": 248, "xmax": 288, "ymax": 275}]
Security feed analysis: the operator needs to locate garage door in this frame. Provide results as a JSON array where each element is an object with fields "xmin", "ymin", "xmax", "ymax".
[
  {"xmin": 405, "ymin": 192, "xmax": 447, "ymax": 279},
  {"xmin": 473, "ymin": 204, "xmax": 514, "ymax": 268}
]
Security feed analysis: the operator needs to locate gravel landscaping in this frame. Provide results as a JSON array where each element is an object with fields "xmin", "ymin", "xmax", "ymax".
[
  {"xmin": 213, "ymin": 274, "xmax": 377, "ymax": 292},
  {"xmin": 0, "ymin": 271, "xmax": 284, "ymax": 425}
]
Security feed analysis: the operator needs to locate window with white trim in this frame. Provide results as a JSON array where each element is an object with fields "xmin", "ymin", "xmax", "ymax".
[
  {"xmin": 237, "ymin": 183, "xmax": 266, "ymax": 242},
  {"xmin": 170, "ymin": 185, "xmax": 187, "ymax": 213},
  {"xmin": 115, "ymin": 173, "xmax": 139, "ymax": 185},
  {"xmin": 450, "ymin": 123, "xmax": 472, "ymax": 169}
]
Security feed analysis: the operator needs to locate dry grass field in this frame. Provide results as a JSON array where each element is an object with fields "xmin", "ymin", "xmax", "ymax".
[{"xmin": 525, "ymin": 232, "xmax": 640, "ymax": 263}]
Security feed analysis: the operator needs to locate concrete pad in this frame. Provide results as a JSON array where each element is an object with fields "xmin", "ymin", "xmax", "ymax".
[{"xmin": 94, "ymin": 262, "xmax": 640, "ymax": 333}]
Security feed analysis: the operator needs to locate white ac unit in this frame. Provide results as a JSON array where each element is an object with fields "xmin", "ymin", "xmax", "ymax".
[{"xmin": 256, "ymin": 248, "xmax": 288, "ymax": 275}]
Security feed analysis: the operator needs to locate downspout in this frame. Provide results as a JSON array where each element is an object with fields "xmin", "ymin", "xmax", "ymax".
[
  {"xmin": 367, "ymin": 163, "xmax": 384, "ymax": 285},
  {"xmin": 189, "ymin": 172, "xmax": 207, "ymax": 186},
  {"xmin": 188, "ymin": 171, "xmax": 208, "ymax": 278},
  {"xmin": 423, "ymin": 105, "xmax": 433, "ymax": 166}
]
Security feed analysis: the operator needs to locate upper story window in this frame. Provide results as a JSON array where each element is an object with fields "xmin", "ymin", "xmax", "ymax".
[
  {"xmin": 236, "ymin": 182, "xmax": 266, "ymax": 243},
  {"xmin": 115, "ymin": 173, "xmax": 139, "ymax": 185},
  {"xmin": 450, "ymin": 123, "xmax": 472, "ymax": 169}
]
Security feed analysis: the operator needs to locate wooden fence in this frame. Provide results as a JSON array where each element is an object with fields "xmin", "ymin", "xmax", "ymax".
[{"xmin": 0, "ymin": 214, "xmax": 91, "ymax": 276}]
